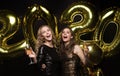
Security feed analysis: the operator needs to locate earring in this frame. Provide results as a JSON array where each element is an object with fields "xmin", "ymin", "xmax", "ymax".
[{"xmin": 71, "ymin": 36, "xmax": 73, "ymax": 38}]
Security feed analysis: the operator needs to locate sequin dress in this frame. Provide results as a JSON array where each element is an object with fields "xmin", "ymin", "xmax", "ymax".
[{"xmin": 61, "ymin": 51, "xmax": 81, "ymax": 76}]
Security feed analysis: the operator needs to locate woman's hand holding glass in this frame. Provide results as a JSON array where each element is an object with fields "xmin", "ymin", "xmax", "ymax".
[{"xmin": 25, "ymin": 47, "xmax": 37, "ymax": 65}]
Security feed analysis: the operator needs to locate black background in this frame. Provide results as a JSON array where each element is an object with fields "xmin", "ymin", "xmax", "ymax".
[{"xmin": 0, "ymin": 0, "xmax": 120, "ymax": 76}]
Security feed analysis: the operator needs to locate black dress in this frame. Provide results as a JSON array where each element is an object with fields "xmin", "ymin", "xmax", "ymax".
[{"xmin": 36, "ymin": 45, "xmax": 61, "ymax": 76}]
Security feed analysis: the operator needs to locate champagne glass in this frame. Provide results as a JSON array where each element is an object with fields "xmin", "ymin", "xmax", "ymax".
[{"xmin": 26, "ymin": 44, "xmax": 34, "ymax": 65}]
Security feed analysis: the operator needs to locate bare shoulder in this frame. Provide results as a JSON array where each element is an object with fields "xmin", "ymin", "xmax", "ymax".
[
  {"xmin": 74, "ymin": 44, "xmax": 82, "ymax": 53},
  {"xmin": 74, "ymin": 44, "xmax": 81, "ymax": 49}
]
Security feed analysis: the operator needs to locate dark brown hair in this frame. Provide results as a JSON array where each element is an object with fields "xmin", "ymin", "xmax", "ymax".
[{"xmin": 58, "ymin": 26, "xmax": 77, "ymax": 54}]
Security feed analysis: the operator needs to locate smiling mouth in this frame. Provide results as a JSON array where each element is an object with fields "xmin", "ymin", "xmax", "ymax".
[
  {"xmin": 63, "ymin": 36, "xmax": 68, "ymax": 39},
  {"xmin": 46, "ymin": 34, "xmax": 52, "ymax": 38}
]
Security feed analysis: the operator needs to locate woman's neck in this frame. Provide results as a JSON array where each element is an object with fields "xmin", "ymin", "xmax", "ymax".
[
  {"xmin": 64, "ymin": 41, "xmax": 70, "ymax": 47},
  {"xmin": 44, "ymin": 41, "xmax": 53, "ymax": 48}
]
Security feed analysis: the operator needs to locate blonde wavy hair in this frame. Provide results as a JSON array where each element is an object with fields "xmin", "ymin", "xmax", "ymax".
[{"xmin": 35, "ymin": 25, "xmax": 56, "ymax": 54}]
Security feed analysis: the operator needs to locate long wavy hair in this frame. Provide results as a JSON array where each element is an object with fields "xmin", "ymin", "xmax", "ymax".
[
  {"xmin": 58, "ymin": 27, "xmax": 77, "ymax": 54},
  {"xmin": 35, "ymin": 25, "xmax": 56, "ymax": 54}
]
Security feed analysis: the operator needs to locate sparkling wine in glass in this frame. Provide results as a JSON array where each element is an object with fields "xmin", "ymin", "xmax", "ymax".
[{"xmin": 26, "ymin": 44, "xmax": 34, "ymax": 65}]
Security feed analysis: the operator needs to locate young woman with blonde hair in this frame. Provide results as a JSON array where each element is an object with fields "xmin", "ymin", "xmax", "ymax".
[{"xmin": 26, "ymin": 25, "xmax": 61, "ymax": 76}]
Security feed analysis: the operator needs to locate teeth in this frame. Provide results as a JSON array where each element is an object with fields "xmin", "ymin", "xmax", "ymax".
[
  {"xmin": 47, "ymin": 35, "xmax": 50, "ymax": 37},
  {"xmin": 64, "ymin": 36, "xmax": 67, "ymax": 38}
]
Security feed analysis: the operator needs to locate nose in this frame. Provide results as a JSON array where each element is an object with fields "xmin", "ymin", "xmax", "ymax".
[
  {"xmin": 63, "ymin": 32, "xmax": 67, "ymax": 35},
  {"xmin": 46, "ymin": 31, "xmax": 49, "ymax": 34}
]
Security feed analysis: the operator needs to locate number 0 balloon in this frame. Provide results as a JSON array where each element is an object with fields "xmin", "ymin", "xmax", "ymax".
[{"xmin": 23, "ymin": 4, "xmax": 58, "ymax": 50}]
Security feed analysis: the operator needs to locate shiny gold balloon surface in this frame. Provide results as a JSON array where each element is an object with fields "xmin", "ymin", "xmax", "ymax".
[
  {"xmin": 93, "ymin": 7, "xmax": 120, "ymax": 57},
  {"xmin": 0, "ymin": 10, "xmax": 26, "ymax": 59},
  {"xmin": 60, "ymin": 1, "xmax": 98, "ymax": 42},
  {"xmin": 87, "ymin": 67, "xmax": 103, "ymax": 76},
  {"xmin": 80, "ymin": 40, "xmax": 103, "ymax": 66}
]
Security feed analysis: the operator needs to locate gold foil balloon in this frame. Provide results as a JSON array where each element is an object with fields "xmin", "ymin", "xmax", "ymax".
[
  {"xmin": 60, "ymin": 1, "xmax": 99, "ymax": 42},
  {"xmin": 80, "ymin": 40, "xmax": 103, "ymax": 66},
  {"xmin": 23, "ymin": 4, "xmax": 57, "ymax": 49},
  {"xmin": 0, "ymin": 10, "xmax": 26, "ymax": 60},
  {"xmin": 93, "ymin": 7, "xmax": 120, "ymax": 57},
  {"xmin": 80, "ymin": 40, "xmax": 103, "ymax": 76},
  {"xmin": 87, "ymin": 67, "xmax": 103, "ymax": 76}
]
